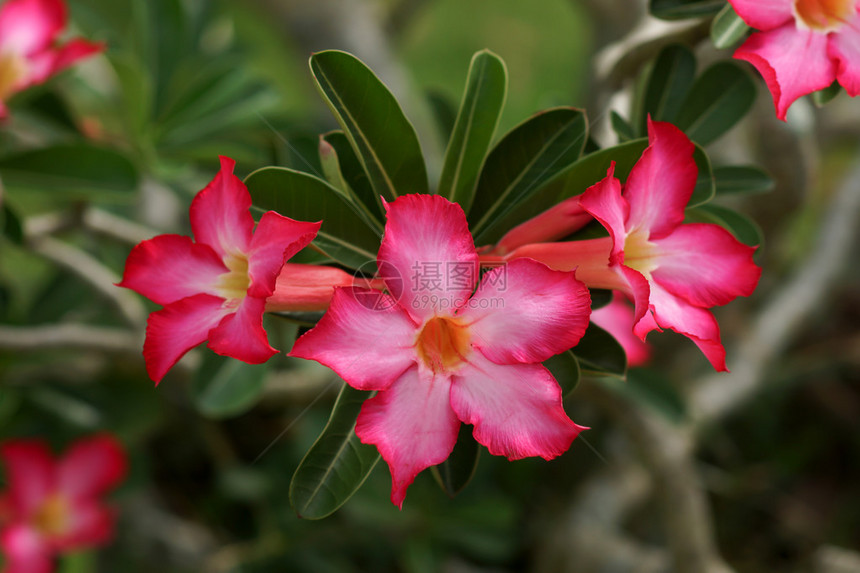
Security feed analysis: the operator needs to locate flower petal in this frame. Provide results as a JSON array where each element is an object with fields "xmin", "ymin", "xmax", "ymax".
[
  {"xmin": 57, "ymin": 435, "xmax": 126, "ymax": 501},
  {"xmin": 207, "ymin": 296, "xmax": 277, "ymax": 364},
  {"xmin": 624, "ymin": 120, "xmax": 697, "ymax": 239},
  {"xmin": 355, "ymin": 366, "xmax": 459, "ymax": 508},
  {"xmin": 578, "ymin": 164, "xmax": 628, "ymax": 266},
  {"xmin": 290, "ymin": 287, "xmax": 418, "ymax": 391},
  {"xmin": 492, "ymin": 196, "xmax": 593, "ymax": 255},
  {"xmin": 727, "ymin": 0, "xmax": 794, "ymax": 30},
  {"xmin": 651, "ymin": 223, "xmax": 760, "ymax": 307},
  {"xmin": 0, "ymin": 441, "xmax": 54, "ymax": 517},
  {"xmin": 590, "ymin": 294, "xmax": 651, "ymax": 367},
  {"xmin": 246, "ymin": 211, "xmax": 320, "ymax": 299},
  {"xmin": 829, "ymin": 16, "xmax": 860, "ymax": 96},
  {"xmin": 460, "ymin": 258, "xmax": 591, "ymax": 364},
  {"xmin": 622, "ymin": 266, "xmax": 655, "ymax": 338},
  {"xmin": 143, "ymin": 294, "xmax": 228, "ymax": 383},
  {"xmin": 377, "ymin": 194, "xmax": 479, "ymax": 321},
  {"xmin": 117, "ymin": 234, "xmax": 226, "ymax": 306},
  {"xmin": 189, "ymin": 156, "xmax": 254, "ymax": 258},
  {"xmin": 266, "ymin": 263, "xmax": 374, "ymax": 312},
  {"xmin": 25, "ymin": 37, "xmax": 104, "ymax": 86},
  {"xmin": 450, "ymin": 352, "xmax": 584, "ymax": 460},
  {"xmin": 645, "ymin": 281, "xmax": 727, "ymax": 371},
  {"xmin": 734, "ymin": 25, "xmax": 836, "ymax": 121},
  {"xmin": 0, "ymin": 0, "xmax": 65, "ymax": 56},
  {"xmin": 53, "ymin": 500, "xmax": 114, "ymax": 550},
  {"xmin": 0, "ymin": 524, "xmax": 52, "ymax": 573}
]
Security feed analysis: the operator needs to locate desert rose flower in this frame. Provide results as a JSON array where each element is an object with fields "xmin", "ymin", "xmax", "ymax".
[
  {"xmin": 0, "ymin": 0, "xmax": 103, "ymax": 118},
  {"xmin": 291, "ymin": 194, "xmax": 590, "ymax": 508},
  {"xmin": 590, "ymin": 294, "xmax": 651, "ymax": 368},
  {"xmin": 729, "ymin": 0, "xmax": 860, "ymax": 120},
  {"xmin": 118, "ymin": 156, "xmax": 321, "ymax": 383},
  {"xmin": 0, "ymin": 435, "xmax": 127, "ymax": 573},
  {"xmin": 503, "ymin": 120, "xmax": 761, "ymax": 371}
]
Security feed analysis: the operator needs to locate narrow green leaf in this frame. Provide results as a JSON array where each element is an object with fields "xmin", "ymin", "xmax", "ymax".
[
  {"xmin": 426, "ymin": 90, "xmax": 458, "ymax": 144},
  {"xmin": 573, "ymin": 323, "xmax": 627, "ymax": 377},
  {"xmin": 714, "ymin": 165, "xmax": 775, "ymax": 195},
  {"xmin": 432, "ymin": 423, "xmax": 480, "ymax": 497},
  {"xmin": 322, "ymin": 131, "xmax": 383, "ymax": 222},
  {"xmin": 675, "ymin": 61, "xmax": 756, "ymax": 145},
  {"xmin": 0, "ymin": 144, "xmax": 138, "ymax": 198},
  {"xmin": 650, "ymin": 0, "xmax": 724, "ymax": 20},
  {"xmin": 812, "ymin": 81, "xmax": 842, "ymax": 107},
  {"xmin": 439, "ymin": 50, "xmax": 507, "ymax": 212},
  {"xmin": 244, "ymin": 166, "xmax": 380, "ymax": 270},
  {"xmin": 309, "ymin": 50, "xmax": 428, "ymax": 203},
  {"xmin": 318, "ymin": 136, "xmax": 384, "ymax": 234},
  {"xmin": 1, "ymin": 202, "xmax": 23, "ymax": 245},
  {"xmin": 687, "ymin": 203, "xmax": 763, "ymax": 246},
  {"xmin": 290, "ymin": 383, "xmax": 380, "ymax": 519},
  {"xmin": 610, "ymin": 111, "xmax": 635, "ymax": 142},
  {"xmin": 690, "ymin": 145, "xmax": 715, "ymax": 207},
  {"xmin": 192, "ymin": 352, "xmax": 268, "ymax": 419},
  {"xmin": 711, "ymin": 3, "xmax": 750, "ymax": 49},
  {"xmin": 544, "ymin": 350, "xmax": 581, "ymax": 397},
  {"xmin": 552, "ymin": 139, "xmax": 647, "ymax": 203},
  {"xmin": 469, "ymin": 107, "xmax": 588, "ymax": 244},
  {"xmin": 634, "ymin": 44, "xmax": 696, "ymax": 135}
]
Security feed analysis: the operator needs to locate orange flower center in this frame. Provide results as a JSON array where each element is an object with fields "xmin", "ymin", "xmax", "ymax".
[
  {"xmin": 33, "ymin": 494, "xmax": 69, "ymax": 537},
  {"xmin": 416, "ymin": 316, "xmax": 471, "ymax": 373},
  {"xmin": 623, "ymin": 228, "xmax": 659, "ymax": 277},
  {"xmin": 216, "ymin": 253, "xmax": 251, "ymax": 303},
  {"xmin": 0, "ymin": 50, "xmax": 28, "ymax": 101},
  {"xmin": 794, "ymin": 0, "xmax": 853, "ymax": 31}
]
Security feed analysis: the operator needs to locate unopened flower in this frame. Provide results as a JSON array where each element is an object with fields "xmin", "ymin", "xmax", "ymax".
[
  {"xmin": 291, "ymin": 194, "xmax": 590, "ymax": 508},
  {"xmin": 118, "ymin": 156, "xmax": 320, "ymax": 383}
]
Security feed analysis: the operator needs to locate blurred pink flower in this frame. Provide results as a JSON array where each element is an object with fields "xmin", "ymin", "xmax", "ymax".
[
  {"xmin": 0, "ymin": 435, "xmax": 127, "ymax": 573},
  {"xmin": 291, "ymin": 194, "xmax": 590, "ymax": 508},
  {"xmin": 0, "ymin": 0, "xmax": 103, "ymax": 118},
  {"xmin": 118, "ymin": 156, "xmax": 320, "ymax": 383},
  {"xmin": 503, "ymin": 120, "xmax": 760, "ymax": 371},
  {"xmin": 729, "ymin": 0, "xmax": 860, "ymax": 120}
]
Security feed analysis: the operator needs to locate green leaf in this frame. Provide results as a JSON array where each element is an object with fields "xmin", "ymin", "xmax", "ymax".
[
  {"xmin": 290, "ymin": 383, "xmax": 380, "ymax": 519},
  {"xmin": 675, "ymin": 61, "xmax": 756, "ymax": 145},
  {"xmin": 0, "ymin": 144, "xmax": 138, "ymax": 198},
  {"xmin": 552, "ymin": 139, "xmax": 648, "ymax": 202},
  {"xmin": 544, "ymin": 350, "xmax": 581, "ymax": 397},
  {"xmin": 711, "ymin": 3, "xmax": 750, "ymax": 49},
  {"xmin": 610, "ymin": 111, "xmax": 635, "ymax": 142},
  {"xmin": 633, "ymin": 44, "xmax": 696, "ymax": 135},
  {"xmin": 426, "ymin": 90, "xmax": 458, "ymax": 144},
  {"xmin": 432, "ymin": 423, "xmax": 480, "ymax": 497},
  {"xmin": 690, "ymin": 145, "xmax": 715, "ymax": 207},
  {"xmin": 600, "ymin": 369, "xmax": 687, "ymax": 423},
  {"xmin": 319, "ymin": 136, "xmax": 384, "ymax": 234},
  {"xmin": 439, "ymin": 50, "xmax": 507, "ymax": 212},
  {"xmin": 687, "ymin": 203, "xmax": 763, "ymax": 246},
  {"xmin": 244, "ymin": 166, "xmax": 380, "ymax": 270},
  {"xmin": 714, "ymin": 165, "xmax": 775, "ymax": 195},
  {"xmin": 192, "ymin": 351, "xmax": 268, "ymax": 419},
  {"xmin": 309, "ymin": 50, "xmax": 428, "ymax": 204},
  {"xmin": 1, "ymin": 202, "xmax": 23, "ymax": 245},
  {"xmin": 650, "ymin": 0, "xmax": 724, "ymax": 20},
  {"xmin": 469, "ymin": 107, "xmax": 588, "ymax": 244},
  {"xmin": 812, "ymin": 81, "xmax": 842, "ymax": 107},
  {"xmin": 573, "ymin": 323, "xmax": 627, "ymax": 377},
  {"xmin": 322, "ymin": 131, "xmax": 383, "ymax": 223}
]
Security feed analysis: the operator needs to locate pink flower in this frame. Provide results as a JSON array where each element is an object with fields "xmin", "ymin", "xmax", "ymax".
[
  {"xmin": 503, "ymin": 120, "xmax": 761, "ymax": 371},
  {"xmin": 290, "ymin": 194, "xmax": 590, "ymax": 508},
  {"xmin": 0, "ymin": 435, "xmax": 127, "ymax": 573},
  {"xmin": 118, "ymin": 156, "xmax": 321, "ymax": 383},
  {"xmin": 729, "ymin": 0, "xmax": 860, "ymax": 120},
  {"xmin": 591, "ymin": 294, "xmax": 651, "ymax": 368},
  {"xmin": 488, "ymin": 195, "xmax": 593, "ymax": 256},
  {"xmin": 0, "ymin": 0, "xmax": 104, "ymax": 119}
]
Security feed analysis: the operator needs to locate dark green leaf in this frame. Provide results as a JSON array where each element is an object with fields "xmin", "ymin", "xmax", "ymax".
[
  {"xmin": 812, "ymin": 81, "xmax": 842, "ymax": 107},
  {"xmin": 244, "ymin": 166, "xmax": 380, "ymax": 270},
  {"xmin": 309, "ymin": 50, "xmax": 428, "ymax": 203},
  {"xmin": 322, "ymin": 131, "xmax": 383, "ymax": 222},
  {"xmin": 711, "ymin": 3, "xmax": 750, "ymax": 49},
  {"xmin": 573, "ymin": 323, "xmax": 627, "ymax": 377},
  {"xmin": 439, "ymin": 50, "xmax": 507, "ymax": 212},
  {"xmin": 318, "ymin": 136, "xmax": 384, "ymax": 234},
  {"xmin": 589, "ymin": 289, "xmax": 613, "ymax": 310},
  {"xmin": 650, "ymin": 0, "xmax": 724, "ymax": 20},
  {"xmin": 610, "ymin": 111, "xmax": 635, "ymax": 142},
  {"xmin": 687, "ymin": 203, "xmax": 763, "ymax": 246},
  {"xmin": 675, "ymin": 61, "xmax": 756, "ymax": 145},
  {"xmin": 553, "ymin": 139, "xmax": 648, "ymax": 202},
  {"xmin": 0, "ymin": 144, "xmax": 138, "ymax": 198},
  {"xmin": 714, "ymin": 165, "xmax": 775, "ymax": 195},
  {"xmin": 1, "ymin": 202, "xmax": 23, "ymax": 245},
  {"xmin": 633, "ymin": 44, "xmax": 696, "ymax": 135},
  {"xmin": 432, "ymin": 423, "xmax": 480, "ymax": 497},
  {"xmin": 426, "ymin": 90, "xmax": 458, "ymax": 144},
  {"xmin": 544, "ymin": 350, "xmax": 581, "ymax": 397},
  {"xmin": 690, "ymin": 145, "xmax": 715, "ymax": 207},
  {"xmin": 469, "ymin": 107, "xmax": 588, "ymax": 244},
  {"xmin": 192, "ymin": 351, "xmax": 268, "ymax": 418},
  {"xmin": 599, "ymin": 369, "xmax": 687, "ymax": 424},
  {"xmin": 290, "ymin": 383, "xmax": 380, "ymax": 519}
]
